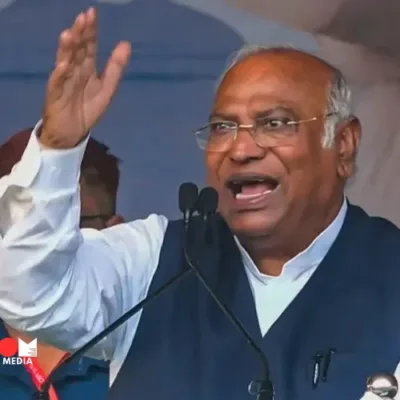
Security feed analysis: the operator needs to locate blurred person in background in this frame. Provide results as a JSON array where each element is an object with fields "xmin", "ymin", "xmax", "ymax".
[{"xmin": 0, "ymin": 128, "xmax": 123, "ymax": 399}]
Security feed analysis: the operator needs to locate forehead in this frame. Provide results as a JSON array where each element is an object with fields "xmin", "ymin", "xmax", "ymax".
[{"xmin": 213, "ymin": 51, "xmax": 333, "ymax": 118}]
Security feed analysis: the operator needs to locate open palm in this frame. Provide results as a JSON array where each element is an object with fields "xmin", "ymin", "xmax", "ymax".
[{"xmin": 41, "ymin": 8, "xmax": 131, "ymax": 149}]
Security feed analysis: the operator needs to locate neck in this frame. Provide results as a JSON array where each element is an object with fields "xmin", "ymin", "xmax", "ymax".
[
  {"xmin": 240, "ymin": 198, "xmax": 344, "ymax": 276},
  {"xmin": 5, "ymin": 324, "xmax": 66, "ymax": 375}
]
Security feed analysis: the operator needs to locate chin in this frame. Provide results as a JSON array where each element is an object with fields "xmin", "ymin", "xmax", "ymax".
[{"xmin": 224, "ymin": 209, "xmax": 283, "ymax": 238}]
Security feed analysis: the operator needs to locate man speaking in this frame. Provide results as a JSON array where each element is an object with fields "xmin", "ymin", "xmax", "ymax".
[{"xmin": 0, "ymin": 7, "xmax": 399, "ymax": 400}]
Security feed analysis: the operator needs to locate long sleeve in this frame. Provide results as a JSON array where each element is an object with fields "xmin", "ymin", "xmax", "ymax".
[{"xmin": 0, "ymin": 122, "xmax": 168, "ymax": 367}]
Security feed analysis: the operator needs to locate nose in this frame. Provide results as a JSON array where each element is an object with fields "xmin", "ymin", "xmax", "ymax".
[{"xmin": 228, "ymin": 128, "xmax": 266, "ymax": 164}]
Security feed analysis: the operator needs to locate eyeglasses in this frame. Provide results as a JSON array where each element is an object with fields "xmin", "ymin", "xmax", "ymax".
[{"xmin": 193, "ymin": 112, "xmax": 337, "ymax": 152}]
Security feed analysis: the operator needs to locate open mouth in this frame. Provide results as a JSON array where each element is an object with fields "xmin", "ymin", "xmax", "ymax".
[{"xmin": 225, "ymin": 174, "xmax": 280, "ymax": 200}]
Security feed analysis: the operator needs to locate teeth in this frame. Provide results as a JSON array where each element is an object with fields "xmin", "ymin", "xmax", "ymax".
[
  {"xmin": 236, "ymin": 189, "xmax": 273, "ymax": 200},
  {"xmin": 232, "ymin": 179, "xmax": 265, "ymax": 185}
]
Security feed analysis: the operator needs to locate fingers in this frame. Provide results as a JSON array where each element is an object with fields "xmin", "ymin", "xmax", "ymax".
[
  {"xmin": 55, "ymin": 12, "xmax": 84, "ymax": 67},
  {"xmin": 47, "ymin": 7, "xmax": 126, "ymax": 109},
  {"xmin": 48, "ymin": 9, "xmax": 97, "ymax": 102},
  {"xmin": 70, "ymin": 12, "xmax": 86, "ymax": 65},
  {"xmin": 54, "ymin": 9, "xmax": 94, "ymax": 71},
  {"xmin": 100, "ymin": 41, "xmax": 131, "ymax": 100},
  {"xmin": 48, "ymin": 12, "xmax": 85, "ymax": 102},
  {"xmin": 83, "ymin": 7, "xmax": 98, "ymax": 69},
  {"xmin": 54, "ymin": 30, "xmax": 73, "ymax": 70},
  {"xmin": 46, "ymin": 62, "xmax": 70, "ymax": 103}
]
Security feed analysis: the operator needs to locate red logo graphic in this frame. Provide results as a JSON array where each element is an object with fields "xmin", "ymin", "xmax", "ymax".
[{"xmin": 0, "ymin": 338, "xmax": 18, "ymax": 357}]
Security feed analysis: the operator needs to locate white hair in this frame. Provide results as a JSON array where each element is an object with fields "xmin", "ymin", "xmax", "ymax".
[{"xmin": 216, "ymin": 45, "xmax": 352, "ymax": 148}]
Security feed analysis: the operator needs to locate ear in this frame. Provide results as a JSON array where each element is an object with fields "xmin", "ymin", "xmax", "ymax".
[
  {"xmin": 105, "ymin": 214, "xmax": 125, "ymax": 227},
  {"xmin": 335, "ymin": 116, "xmax": 361, "ymax": 179}
]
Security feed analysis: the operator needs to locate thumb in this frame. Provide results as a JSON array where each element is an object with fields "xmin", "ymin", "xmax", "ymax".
[{"xmin": 100, "ymin": 41, "xmax": 131, "ymax": 101}]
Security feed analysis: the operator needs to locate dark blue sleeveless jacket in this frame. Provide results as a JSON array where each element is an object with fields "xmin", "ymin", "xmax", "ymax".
[{"xmin": 108, "ymin": 205, "xmax": 400, "ymax": 400}]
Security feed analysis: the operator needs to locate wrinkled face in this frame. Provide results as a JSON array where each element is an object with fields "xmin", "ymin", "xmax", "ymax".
[{"xmin": 206, "ymin": 52, "xmax": 359, "ymax": 239}]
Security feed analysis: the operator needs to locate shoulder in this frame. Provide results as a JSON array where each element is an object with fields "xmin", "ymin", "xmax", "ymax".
[
  {"xmin": 349, "ymin": 204, "xmax": 400, "ymax": 241},
  {"xmin": 348, "ymin": 204, "xmax": 400, "ymax": 262},
  {"xmin": 102, "ymin": 214, "xmax": 169, "ymax": 251},
  {"xmin": 123, "ymin": 214, "xmax": 169, "ymax": 234}
]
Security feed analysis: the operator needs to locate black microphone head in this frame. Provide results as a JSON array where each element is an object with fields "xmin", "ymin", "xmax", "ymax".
[
  {"xmin": 179, "ymin": 182, "xmax": 199, "ymax": 213},
  {"xmin": 197, "ymin": 187, "xmax": 219, "ymax": 215}
]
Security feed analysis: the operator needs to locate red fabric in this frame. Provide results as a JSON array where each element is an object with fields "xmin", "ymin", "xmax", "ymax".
[
  {"xmin": 23, "ymin": 353, "xmax": 70, "ymax": 400},
  {"xmin": 24, "ymin": 357, "xmax": 59, "ymax": 400}
]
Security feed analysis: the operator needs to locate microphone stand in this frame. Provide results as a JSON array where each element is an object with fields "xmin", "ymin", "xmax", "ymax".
[
  {"xmin": 35, "ymin": 182, "xmax": 201, "ymax": 399},
  {"xmin": 185, "ymin": 187, "xmax": 274, "ymax": 400},
  {"xmin": 35, "ymin": 274, "xmax": 192, "ymax": 397},
  {"xmin": 35, "ymin": 183, "xmax": 273, "ymax": 399}
]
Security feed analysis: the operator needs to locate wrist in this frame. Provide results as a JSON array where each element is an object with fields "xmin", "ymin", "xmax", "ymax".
[{"xmin": 39, "ymin": 126, "xmax": 85, "ymax": 150}]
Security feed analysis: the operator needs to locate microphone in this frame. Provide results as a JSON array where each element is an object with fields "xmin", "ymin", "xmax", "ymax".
[
  {"xmin": 190, "ymin": 187, "xmax": 274, "ymax": 400},
  {"xmin": 179, "ymin": 182, "xmax": 198, "ymax": 232},
  {"xmin": 34, "ymin": 184, "xmax": 200, "ymax": 399},
  {"xmin": 197, "ymin": 187, "xmax": 218, "ymax": 216},
  {"xmin": 195, "ymin": 187, "xmax": 218, "ymax": 244}
]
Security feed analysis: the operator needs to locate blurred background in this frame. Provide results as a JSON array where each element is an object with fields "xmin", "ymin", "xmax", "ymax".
[{"xmin": 0, "ymin": 0, "xmax": 399, "ymax": 225}]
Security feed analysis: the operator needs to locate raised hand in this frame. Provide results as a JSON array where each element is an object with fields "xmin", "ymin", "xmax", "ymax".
[{"xmin": 41, "ymin": 7, "xmax": 131, "ymax": 149}]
